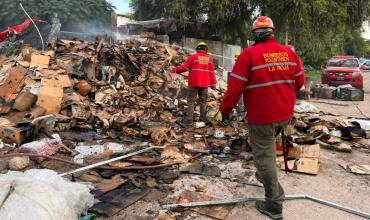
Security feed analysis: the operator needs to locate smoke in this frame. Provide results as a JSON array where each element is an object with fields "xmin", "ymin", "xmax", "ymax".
[{"xmin": 60, "ymin": 21, "xmax": 113, "ymax": 40}]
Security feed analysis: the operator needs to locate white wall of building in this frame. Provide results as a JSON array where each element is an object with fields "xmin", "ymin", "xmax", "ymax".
[
  {"xmin": 117, "ymin": 15, "xmax": 132, "ymax": 27},
  {"xmin": 182, "ymin": 37, "xmax": 242, "ymax": 71}
]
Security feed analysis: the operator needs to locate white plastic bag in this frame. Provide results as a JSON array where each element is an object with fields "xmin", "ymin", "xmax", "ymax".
[
  {"xmin": 294, "ymin": 101, "xmax": 320, "ymax": 113},
  {"xmin": 0, "ymin": 169, "xmax": 94, "ymax": 220}
]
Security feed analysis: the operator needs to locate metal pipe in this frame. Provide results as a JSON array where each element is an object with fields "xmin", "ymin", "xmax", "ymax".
[
  {"xmin": 0, "ymin": 184, "xmax": 14, "ymax": 209},
  {"xmin": 162, "ymin": 194, "xmax": 370, "ymax": 219},
  {"xmin": 19, "ymin": 3, "xmax": 44, "ymax": 51},
  {"xmin": 59, "ymin": 146, "xmax": 164, "ymax": 177},
  {"xmin": 305, "ymin": 195, "xmax": 370, "ymax": 219}
]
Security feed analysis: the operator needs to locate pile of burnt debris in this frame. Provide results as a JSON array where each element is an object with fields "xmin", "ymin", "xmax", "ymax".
[
  {"xmin": 0, "ymin": 35, "xmax": 369, "ymax": 219},
  {"xmin": 0, "ymin": 35, "xmax": 247, "ymax": 218}
]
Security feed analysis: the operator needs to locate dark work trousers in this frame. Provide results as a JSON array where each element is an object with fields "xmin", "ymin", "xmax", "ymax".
[
  {"xmin": 186, "ymin": 87, "xmax": 208, "ymax": 122},
  {"xmin": 248, "ymin": 120, "xmax": 289, "ymax": 209}
]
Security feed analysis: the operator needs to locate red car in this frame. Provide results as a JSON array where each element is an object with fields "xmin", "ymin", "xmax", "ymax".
[{"xmin": 321, "ymin": 56, "xmax": 364, "ymax": 89}]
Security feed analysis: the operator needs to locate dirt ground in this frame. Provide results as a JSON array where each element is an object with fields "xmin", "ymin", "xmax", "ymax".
[{"xmin": 103, "ymin": 72, "xmax": 370, "ymax": 220}]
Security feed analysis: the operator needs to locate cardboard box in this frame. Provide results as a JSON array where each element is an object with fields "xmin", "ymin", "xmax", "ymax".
[
  {"xmin": 281, "ymin": 144, "xmax": 320, "ymax": 175},
  {"xmin": 288, "ymin": 144, "xmax": 320, "ymax": 158},
  {"xmin": 0, "ymin": 66, "xmax": 27, "ymax": 113},
  {"xmin": 0, "ymin": 123, "xmax": 33, "ymax": 146},
  {"xmin": 283, "ymin": 158, "xmax": 320, "ymax": 175},
  {"xmin": 36, "ymin": 78, "xmax": 63, "ymax": 114}
]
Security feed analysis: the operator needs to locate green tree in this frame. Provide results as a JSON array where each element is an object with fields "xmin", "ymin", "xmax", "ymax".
[
  {"xmin": 131, "ymin": 0, "xmax": 370, "ymax": 66},
  {"xmin": 365, "ymin": 40, "xmax": 370, "ymax": 58},
  {"xmin": 130, "ymin": 0, "xmax": 257, "ymax": 48},
  {"xmin": 0, "ymin": 0, "xmax": 114, "ymax": 32},
  {"xmin": 260, "ymin": 0, "xmax": 370, "ymax": 65}
]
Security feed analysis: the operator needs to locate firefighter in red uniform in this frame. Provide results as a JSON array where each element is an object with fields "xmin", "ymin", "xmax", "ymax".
[
  {"xmin": 217, "ymin": 16, "xmax": 305, "ymax": 219},
  {"xmin": 171, "ymin": 42, "xmax": 217, "ymax": 127}
]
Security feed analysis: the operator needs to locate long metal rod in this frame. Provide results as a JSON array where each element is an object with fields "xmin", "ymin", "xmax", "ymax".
[
  {"xmin": 19, "ymin": 3, "xmax": 44, "ymax": 51},
  {"xmin": 0, "ymin": 184, "xmax": 14, "ymax": 209},
  {"xmin": 305, "ymin": 195, "xmax": 370, "ymax": 219},
  {"xmin": 59, "ymin": 146, "xmax": 164, "ymax": 177},
  {"xmin": 162, "ymin": 194, "xmax": 370, "ymax": 219}
]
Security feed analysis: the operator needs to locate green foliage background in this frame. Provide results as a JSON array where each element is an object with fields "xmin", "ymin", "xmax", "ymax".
[
  {"xmin": 0, "ymin": 0, "xmax": 114, "ymax": 32},
  {"xmin": 130, "ymin": 0, "xmax": 370, "ymax": 67}
]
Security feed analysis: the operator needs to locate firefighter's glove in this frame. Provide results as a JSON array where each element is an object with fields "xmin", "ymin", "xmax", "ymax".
[
  {"xmin": 210, "ymin": 85, "xmax": 216, "ymax": 90},
  {"xmin": 216, "ymin": 111, "xmax": 229, "ymax": 126}
]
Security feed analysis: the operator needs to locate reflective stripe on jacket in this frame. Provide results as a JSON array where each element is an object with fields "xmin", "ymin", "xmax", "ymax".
[
  {"xmin": 219, "ymin": 38, "xmax": 305, "ymax": 125},
  {"xmin": 173, "ymin": 50, "xmax": 217, "ymax": 88}
]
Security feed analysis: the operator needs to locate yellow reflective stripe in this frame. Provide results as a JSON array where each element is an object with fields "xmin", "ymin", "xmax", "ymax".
[
  {"xmin": 251, "ymin": 62, "xmax": 297, "ymax": 71},
  {"xmin": 246, "ymin": 80, "xmax": 295, "ymax": 89},
  {"xmin": 295, "ymin": 72, "xmax": 303, "ymax": 77},
  {"xmin": 230, "ymin": 72, "xmax": 248, "ymax": 82}
]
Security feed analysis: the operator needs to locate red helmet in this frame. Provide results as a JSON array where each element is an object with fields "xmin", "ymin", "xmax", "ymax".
[
  {"xmin": 252, "ymin": 16, "xmax": 275, "ymax": 32},
  {"xmin": 287, "ymin": 45, "xmax": 295, "ymax": 52}
]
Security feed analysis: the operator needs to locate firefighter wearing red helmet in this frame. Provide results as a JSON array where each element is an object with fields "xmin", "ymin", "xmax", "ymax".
[{"xmin": 217, "ymin": 16, "xmax": 305, "ymax": 219}]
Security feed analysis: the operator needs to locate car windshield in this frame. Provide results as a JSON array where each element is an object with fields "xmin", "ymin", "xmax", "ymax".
[{"xmin": 327, "ymin": 59, "xmax": 359, "ymax": 67}]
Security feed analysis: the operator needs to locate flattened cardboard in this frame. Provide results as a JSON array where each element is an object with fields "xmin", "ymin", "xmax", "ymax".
[
  {"xmin": 30, "ymin": 54, "xmax": 50, "ymax": 69},
  {"xmin": 36, "ymin": 78, "xmax": 63, "ymax": 114},
  {"xmin": 340, "ymin": 164, "xmax": 370, "ymax": 175},
  {"xmin": 57, "ymin": 74, "xmax": 72, "ymax": 88}
]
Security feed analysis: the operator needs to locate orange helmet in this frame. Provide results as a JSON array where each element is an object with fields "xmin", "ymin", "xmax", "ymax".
[{"xmin": 252, "ymin": 16, "xmax": 275, "ymax": 32}]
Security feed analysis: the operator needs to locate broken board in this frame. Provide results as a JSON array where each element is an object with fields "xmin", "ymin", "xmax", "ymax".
[
  {"xmin": 90, "ymin": 181, "xmax": 150, "ymax": 217},
  {"xmin": 94, "ymin": 175, "xmax": 127, "ymax": 196}
]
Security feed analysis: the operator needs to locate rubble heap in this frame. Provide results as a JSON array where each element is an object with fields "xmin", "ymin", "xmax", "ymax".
[
  {"xmin": 0, "ymin": 37, "xmax": 369, "ymax": 219},
  {"xmin": 0, "ymin": 38, "xmax": 200, "ymax": 145},
  {"xmin": 0, "ymin": 37, "xmax": 250, "ymax": 217}
]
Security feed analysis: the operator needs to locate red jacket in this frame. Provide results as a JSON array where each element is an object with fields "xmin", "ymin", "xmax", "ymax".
[
  {"xmin": 0, "ymin": 19, "xmax": 32, "ymax": 42},
  {"xmin": 219, "ymin": 38, "xmax": 305, "ymax": 125},
  {"xmin": 173, "ymin": 50, "xmax": 217, "ymax": 88}
]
